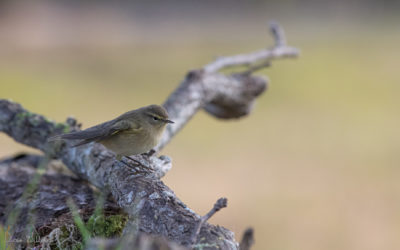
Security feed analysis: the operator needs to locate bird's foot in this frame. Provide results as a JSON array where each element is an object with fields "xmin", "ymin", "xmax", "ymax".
[{"xmin": 141, "ymin": 149, "xmax": 156, "ymax": 157}]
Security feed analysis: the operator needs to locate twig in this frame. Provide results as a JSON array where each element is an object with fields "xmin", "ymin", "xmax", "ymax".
[
  {"xmin": 202, "ymin": 22, "xmax": 298, "ymax": 74},
  {"xmin": 241, "ymin": 61, "xmax": 271, "ymax": 76},
  {"xmin": 239, "ymin": 228, "xmax": 255, "ymax": 250},
  {"xmin": 158, "ymin": 22, "xmax": 299, "ymax": 150},
  {"xmin": 190, "ymin": 198, "xmax": 228, "ymax": 245},
  {"xmin": 0, "ymin": 21, "xmax": 299, "ymax": 249},
  {"xmin": 269, "ymin": 20, "xmax": 286, "ymax": 46}
]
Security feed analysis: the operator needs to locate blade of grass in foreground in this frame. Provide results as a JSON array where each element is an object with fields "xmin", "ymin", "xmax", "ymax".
[
  {"xmin": 0, "ymin": 225, "xmax": 7, "ymax": 250},
  {"xmin": 67, "ymin": 198, "xmax": 90, "ymax": 246}
]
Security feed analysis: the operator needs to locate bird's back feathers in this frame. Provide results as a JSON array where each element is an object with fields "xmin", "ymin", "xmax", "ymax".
[
  {"xmin": 47, "ymin": 104, "xmax": 168, "ymax": 150},
  {"xmin": 48, "ymin": 117, "xmax": 138, "ymax": 147}
]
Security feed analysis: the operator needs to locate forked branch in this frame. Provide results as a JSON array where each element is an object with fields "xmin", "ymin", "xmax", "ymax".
[
  {"xmin": 158, "ymin": 22, "xmax": 299, "ymax": 150},
  {"xmin": 0, "ymin": 22, "xmax": 298, "ymax": 249},
  {"xmin": 203, "ymin": 21, "xmax": 297, "ymax": 73}
]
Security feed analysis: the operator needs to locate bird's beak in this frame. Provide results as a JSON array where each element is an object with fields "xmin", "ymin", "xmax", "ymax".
[{"xmin": 164, "ymin": 119, "xmax": 174, "ymax": 124}]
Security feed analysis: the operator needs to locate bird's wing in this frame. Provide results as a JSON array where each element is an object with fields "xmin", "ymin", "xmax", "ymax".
[{"xmin": 50, "ymin": 119, "xmax": 141, "ymax": 147}]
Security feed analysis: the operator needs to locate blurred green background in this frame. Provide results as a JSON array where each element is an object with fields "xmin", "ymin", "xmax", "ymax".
[{"xmin": 0, "ymin": 1, "xmax": 399, "ymax": 249}]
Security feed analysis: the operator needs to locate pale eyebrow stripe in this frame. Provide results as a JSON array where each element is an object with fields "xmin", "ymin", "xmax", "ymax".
[{"xmin": 146, "ymin": 113, "xmax": 164, "ymax": 119}]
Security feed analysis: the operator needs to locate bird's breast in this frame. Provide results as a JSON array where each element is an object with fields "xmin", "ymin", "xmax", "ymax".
[{"xmin": 100, "ymin": 129, "xmax": 159, "ymax": 156}]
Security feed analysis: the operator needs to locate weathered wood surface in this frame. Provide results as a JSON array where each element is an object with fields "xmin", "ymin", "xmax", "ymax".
[{"xmin": 0, "ymin": 23, "xmax": 298, "ymax": 249}]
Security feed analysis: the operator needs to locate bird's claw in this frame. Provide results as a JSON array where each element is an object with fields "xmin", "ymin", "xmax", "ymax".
[{"xmin": 142, "ymin": 149, "xmax": 156, "ymax": 157}]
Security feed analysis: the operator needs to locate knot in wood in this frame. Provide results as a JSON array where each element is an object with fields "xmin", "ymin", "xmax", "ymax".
[
  {"xmin": 232, "ymin": 74, "xmax": 268, "ymax": 98},
  {"xmin": 203, "ymin": 74, "xmax": 268, "ymax": 119}
]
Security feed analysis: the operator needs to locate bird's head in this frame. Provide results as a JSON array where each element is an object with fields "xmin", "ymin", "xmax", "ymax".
[{"xmin": 140, "ymin": 105, "xmax": 174, "ymax": 128}]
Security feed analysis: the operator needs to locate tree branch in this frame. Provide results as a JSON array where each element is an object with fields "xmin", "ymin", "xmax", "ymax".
[
  {"xmin": 0, "ymin": 22, "xmax": 298, "ymax": 249},
  {"xmin": 190, "ymin": 198, "xmax": 228, "ymax": 245},
  {"xmin": 202, "ymin": 22, "xmax": 296, "ymax": 73},
  {"xmin": 157, "ymin": 22, "xmax": 299, "ymax": 150}
]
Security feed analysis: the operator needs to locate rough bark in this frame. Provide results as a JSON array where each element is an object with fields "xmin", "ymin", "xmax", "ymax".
[
  {"xmin": 0, "ymin": 22, "xmax": 298, "ymax": 249},
  {"xmin": 0, "ymin": 154, "xmax": 125, "ymax": 249}
]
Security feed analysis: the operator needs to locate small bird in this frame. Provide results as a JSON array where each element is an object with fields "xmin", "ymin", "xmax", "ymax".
[{"xmin": 49, "ymin": 105, "xmax": 173, "ymax": 164}]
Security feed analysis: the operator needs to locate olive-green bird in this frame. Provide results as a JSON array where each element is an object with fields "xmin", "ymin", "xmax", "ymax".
[{"xmin": 50, "ymin": 105, "xmax": 173, "ymax": 162}]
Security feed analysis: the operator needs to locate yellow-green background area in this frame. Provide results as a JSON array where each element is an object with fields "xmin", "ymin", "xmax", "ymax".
[{"xmin": 0, "ymin": 2, "xmax": 399, "ymax": 250}]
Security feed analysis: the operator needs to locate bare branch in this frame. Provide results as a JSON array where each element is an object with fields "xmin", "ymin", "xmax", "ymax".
[
  {"xmin": 0, "ymin": 96, "xmax": 236, "ymax": 249},
  {"xmin": 190, "ymin": 198, "xmax": 228, "ymax": 245},
  {"xmin": 241, "ymin": 61, "xmax": 271, "ymax": 76},
  {"xmin": 157, "ymin": 22, "xmax": 299, "ymax": 150},
  {"xmin": 0, "ymin": 22, "xmax": 298, "ymax": 249},
  {"xmin": 269, "ymin": 20, "xmax": 287, "ymax": 46},
  {"xmin": 202, "ymin": 22, "xmax": 298, "ymax": 73},
  {"xmin": 157, "ymin": 71, "xmax": 267, "ymax": 151}
]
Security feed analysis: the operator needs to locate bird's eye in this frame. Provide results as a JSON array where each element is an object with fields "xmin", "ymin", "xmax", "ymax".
[{"xmin": 153, "ymin": 116, "xmax": 159, "ymax": 121}]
